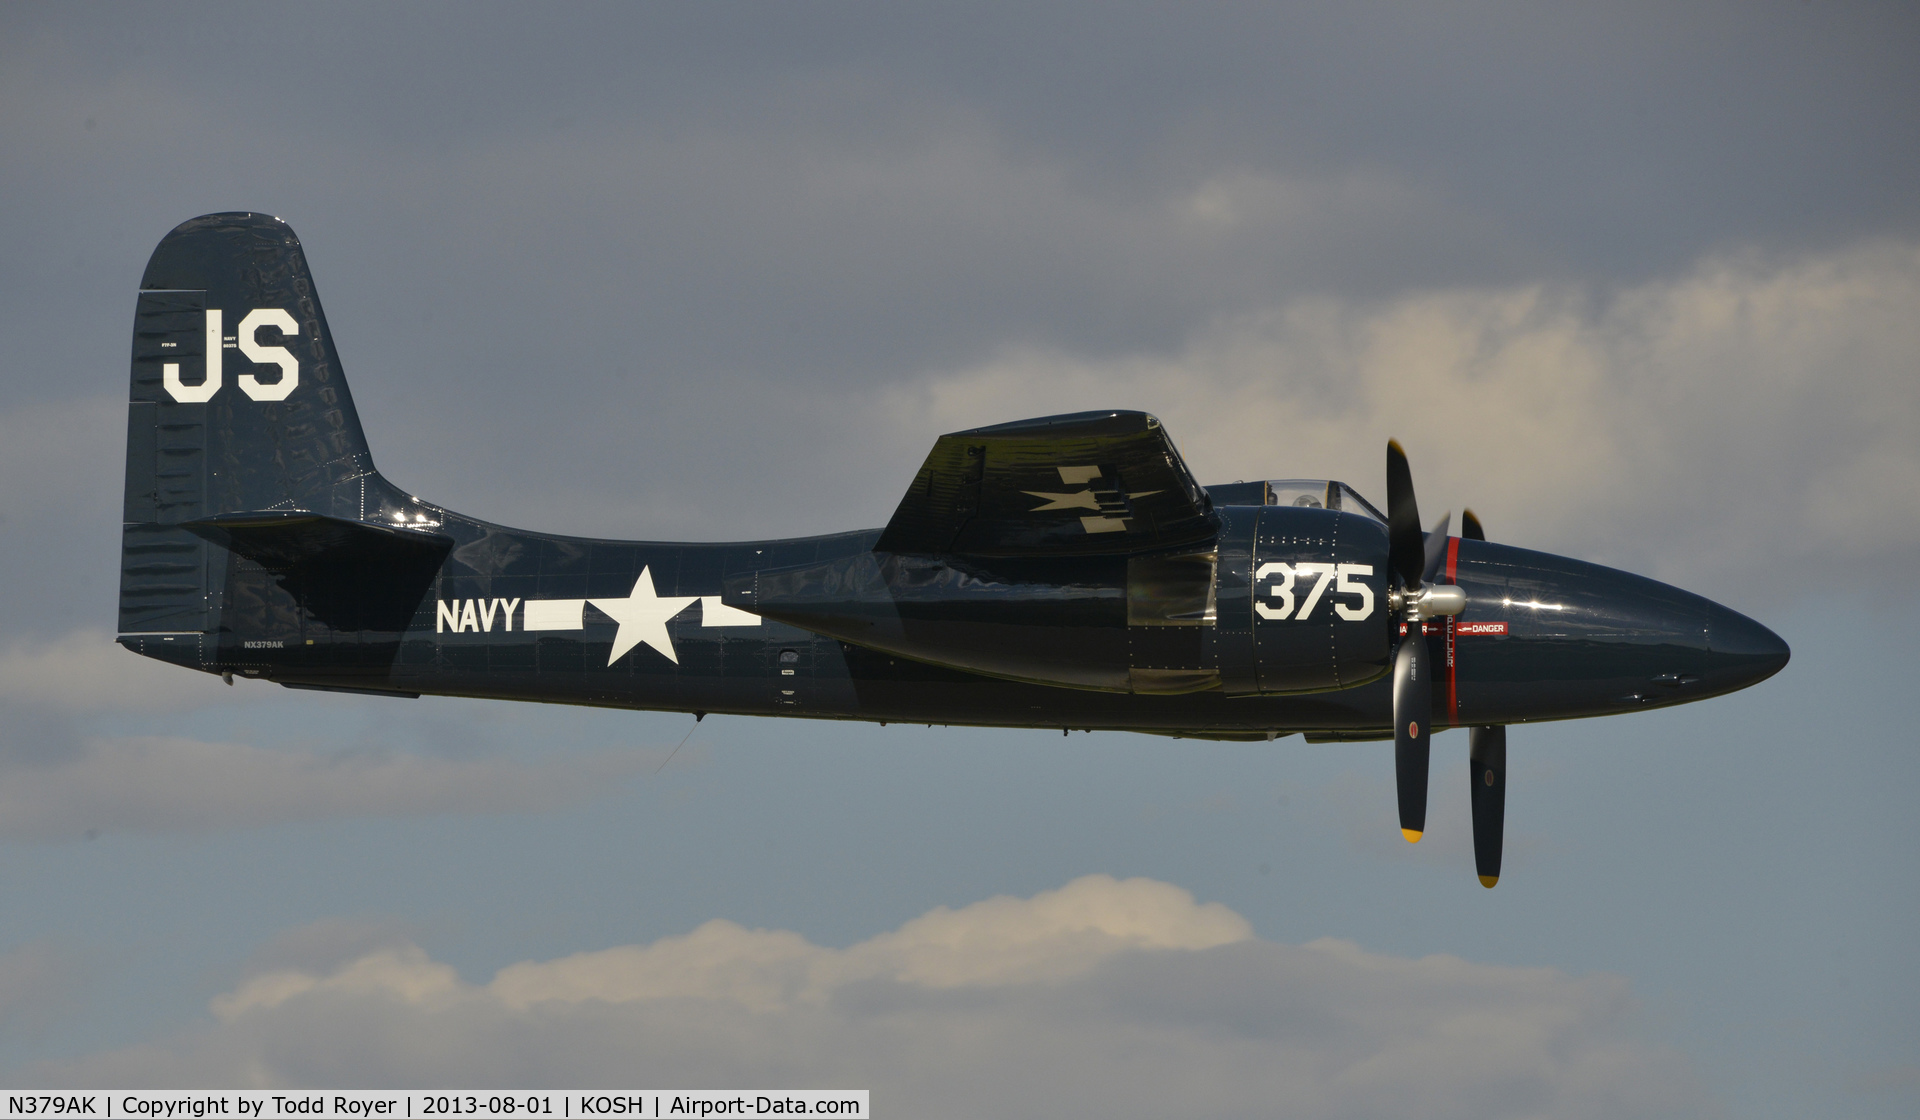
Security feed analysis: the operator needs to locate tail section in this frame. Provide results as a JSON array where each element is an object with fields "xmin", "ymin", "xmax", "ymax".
[
  {"xmin": 119, "ymin": 213, "xmax": 438, "ymax": 682},
  {"xmin": 127, "ymin": 212, "xmax": 378, "ymax": 524}
]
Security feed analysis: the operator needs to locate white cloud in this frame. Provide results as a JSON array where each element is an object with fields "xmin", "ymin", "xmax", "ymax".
[
  {"xmin": 34, "ymin": 875, "xmax": 1707, "ymax": 1117},
  {"xmin": 486, "ymin": 874, "xmax": 1251, "ymax": 1013},
  {"xmin": 0, "ymin": 734, "xmax": 650, "ymax": 840},
  {"xmin": 0, "ymin": 629, "xmax": 238, "ymax": 714},
  {"xmin": 869, "ymin": 239, "xmax": 1920, "ymax": 602}
]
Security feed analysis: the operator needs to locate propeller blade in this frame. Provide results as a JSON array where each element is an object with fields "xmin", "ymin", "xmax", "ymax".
[
  {"xmin": 1421, "ymin": 511, "xmax": 1452, "ymax": 585},
  {"xmin": 1386, "ymin": 440, "xmax": 1426, "ymax": 590},
  {"xmin": 1393, "ymin": 621, "xmax": 1432, "ymax": 842},
  {"xmin": 1469, "ymin": 725, "xmax": 1507, "ymax": 887},
  {"xmin": 1461, "ymin": 508, "xmax": 1486, "ymax": 542}
]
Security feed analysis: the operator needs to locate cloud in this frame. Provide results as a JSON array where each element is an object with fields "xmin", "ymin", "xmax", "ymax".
[
  {"xmin": 0, "ymin": 733, "xmax": 650, "ymax": 840},
  {"xmin": 0, "ymin": 629, "xmax": 240, "ymax": 714},
  {"xmin": 238, "ymin": 919, "xmax": 428, "ymax": 984},
  {"xmin": 0, "ymin": 397, "xmax": 126, "ymax": 634},
  {"xmin": 33, "ymin": 875, "xmax": 1707, "ymax": 1117},
  {"xmin": 7, "ymin": 21, "xmax": 1912, "ymax": 596},
  {"xmin": 0, "ymin": 395, "xmax": 123, "ymax": 521},
  {"xmin": 0, "ymin": 628, "xmax": 666, "ymax": 839},
  {"xmin": 0, "ymin": 941, "xmax": 78, "ymax": 1044},
  {"xmin": 869, "ymin": 239, "xmax": 1920, "ymax": 602}
]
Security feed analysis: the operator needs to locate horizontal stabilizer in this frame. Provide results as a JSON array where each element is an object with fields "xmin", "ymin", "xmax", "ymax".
[
  {"xmin": 184, "ymin": 512, "xmax": 452, "ymax": 633},
  {"xmin": 185, "ymin": 511, "xmax": 451, "ymax": 570},
  {"xmin": 875, "ymin": 411, "xmax": 1216, "ymax": 557}
]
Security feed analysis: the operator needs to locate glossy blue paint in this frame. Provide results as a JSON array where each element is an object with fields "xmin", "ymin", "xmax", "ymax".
[{"xmin": 118, "ymin": 213, "xmax": 1787, "ymax": 743}]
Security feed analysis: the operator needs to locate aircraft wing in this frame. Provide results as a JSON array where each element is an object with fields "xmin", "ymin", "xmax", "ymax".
[{"xmin": 874, "ymin": 410, "xmax": 1217, "ymax": 557}]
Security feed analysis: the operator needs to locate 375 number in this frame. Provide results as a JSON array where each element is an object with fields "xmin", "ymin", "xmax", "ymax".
[{"xmin": 1254, "ymin": 562, "xmax": 1374, "ymax": 621}]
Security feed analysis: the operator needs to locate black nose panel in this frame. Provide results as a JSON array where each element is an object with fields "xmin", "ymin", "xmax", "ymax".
[
  {"xmin": 1703, "ymin": 603, "xmax": 1791, "ymax": 693},
  {"xmin": 1446, "ymin": 539, "xmax": 1795, "ymax": 722}
]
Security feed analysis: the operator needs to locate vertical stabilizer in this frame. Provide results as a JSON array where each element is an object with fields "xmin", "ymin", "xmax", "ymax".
[{"xmin": 119, "ymin": 213, "xmax": 414, "ymax": 672}]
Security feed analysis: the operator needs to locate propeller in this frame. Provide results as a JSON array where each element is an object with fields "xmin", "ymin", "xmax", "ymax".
[
  {"xmin": 1469, "ymin": 725, "xmax": 1506, "ymax": 887},
  {"xmin": 1390, "ymin": 611, "xmax": 1432, "ymax": 843},
  {"xmin": 1384, "ymin": 441, "xmax": 1466, "ymax": 845},
  {"xmin": 1459, "ymin": 507, "xmax": 1505, "ymax": 887}
]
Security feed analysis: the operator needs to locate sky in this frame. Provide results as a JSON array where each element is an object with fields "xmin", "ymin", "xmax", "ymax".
[{"xmin": 0, "ymin": 2, "xmax": 1916, "ymax": 1115}]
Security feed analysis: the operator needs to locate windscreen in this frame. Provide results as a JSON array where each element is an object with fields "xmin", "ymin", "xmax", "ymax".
[{"xmin": 1263, "ymin": 479, "xmax": 1386, "ymax": 523}]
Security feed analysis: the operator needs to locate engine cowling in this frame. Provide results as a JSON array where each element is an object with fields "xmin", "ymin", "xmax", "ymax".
[{"xmin": 1211, "ymin": 504, "xmax": 1393, "ymax": 695}]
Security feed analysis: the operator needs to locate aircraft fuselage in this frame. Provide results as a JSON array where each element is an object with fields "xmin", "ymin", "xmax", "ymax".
[{"xmin": 127, "ymin": 501, "xmax": 1784, "ymax": 740}]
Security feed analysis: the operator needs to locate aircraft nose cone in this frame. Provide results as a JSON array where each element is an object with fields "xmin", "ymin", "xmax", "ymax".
[{"xmin": 1702, "ymin": 602, "xmax": 1790, "ymax": 694}]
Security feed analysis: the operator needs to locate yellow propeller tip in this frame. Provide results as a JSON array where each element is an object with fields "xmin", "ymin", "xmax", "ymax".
[
  {"xmin": 1401, "ymin": 828, "xmax": 1423, "ymax": 844},
  {"xmin": 1478, "ymin": 875, "xmax": 1499, "ymax": 889}
]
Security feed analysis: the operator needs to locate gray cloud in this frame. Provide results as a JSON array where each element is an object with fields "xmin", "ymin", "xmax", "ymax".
[
  {"xmin": 853, "ymin": 238, "xmax": 1920, "ymax": 603},
  {"xmin": 0, "ymin": 733, "xmax": 650, "ymax": 840},
  {"xmin": 0, "ymin": 625, "xmax": 695, "ymax": 841},
  {"xmin": 0, "ymin": 397, "xmax": 125, "ymax": 636},
  {"xmin": 30, "ymin": 875, "xmax": 1708, "ymax": 1117},
  {"xmin": 7, "ymin": 4, "xmax": 1918, "ymax": 396},
  {"xmin": 0, "ymin": 942, "xmax": 78, "ymax": 1045},
  {"xmin": 0, "ymin": 630, "xmax": 246, "ymax": 715},
  {"xmin": 1, "ymin": 4, "xmax": 1914, "ymax": 631},
  {"xmin": 10, "ymin": 5, "xmax": 1916, "ymax": 279},
  {"xmin": 237, "ymin": 919, "xmax": 429, "ymax": 986},
  {"xmin": 381, "ymin": 233, "xmax": 1908, "ymax": 601},
  {"xmin": 0, "ymin": 630, "xmax": 660, "ymax": 841}
]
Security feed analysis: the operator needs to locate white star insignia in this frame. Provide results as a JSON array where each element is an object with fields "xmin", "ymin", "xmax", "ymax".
[{"xmin": 589, "ymin": 567, "xmax": 698, "ymax": 665}]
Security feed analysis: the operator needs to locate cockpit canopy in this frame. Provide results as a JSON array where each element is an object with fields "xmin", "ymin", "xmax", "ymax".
[{"xmin": 1203, "ymin": 478, "xmax": 1387, "ymax": 523}]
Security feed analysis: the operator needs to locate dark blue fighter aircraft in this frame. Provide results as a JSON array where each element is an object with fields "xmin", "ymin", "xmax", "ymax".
[{"xmin": 118, "ymin": 213, "xmax": 1789, "ymax": 886}]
